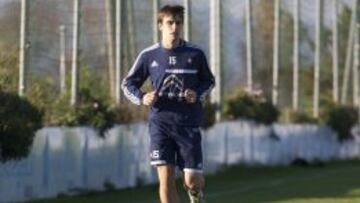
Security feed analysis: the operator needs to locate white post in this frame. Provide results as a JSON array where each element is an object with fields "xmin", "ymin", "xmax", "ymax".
[
  {"xmin": 332, "ymin": 0, "xmax": 339, "ymax": 103},
  {"xmin": 115, "ymin": 0, "xmax": 123, "ymax": 104},
  {"xmin": 272, "ymin": 0, "xmax": 280, "ymax": 105},
  {"xmin": 357, "ymin": 4, "xmax": 360, "ymax": 129},
  {"xmin": 19, "ymin": 0, "xmax": 29, "ymax": 96},
  {"xmin": 246, "ymin": 0, "xmax": 253, "ymax": 92},
  {"xmin": 353, "ymin": 24, "xmax": 359, "ymax": 105},
  {"xmin": 60, "ymin": 25, "xmax": 66, "ymax": 94},
  {"xmin": 105, "ymin": 0, "xmax": 115, "ymax": 100},
  {"xmin": 293, "ymin": 0, "xmax": 299, "ymax": 110},
  {"xmin": 184, "ymin": 0, "xmax": 191, "ymax": 41},
  {"xmin": 127, "ymin": 0, "xmax": 136, "ymax": 61},
  {"xmin": 71, "ymin": 0, "xmax": 80, "ymax": 106},
  {"xmin": 153, "ymin": 0, "xmax": 159, "ymax": 44},
  {"xmin": 341, "ymin": 0, "xmax": 357, "ymax": 105},
  {"xmin": 210, "ymin": 0, "xmax": 222, "ymax": 121},
  {"xmin": 313, "ymin": 0, "xmax": 321, "ymax": 118}
]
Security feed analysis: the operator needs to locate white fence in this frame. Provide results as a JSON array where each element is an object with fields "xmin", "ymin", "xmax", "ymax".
[{"xmin": 0, "ymin": 121, "xmax": 360, "ymax": 202}]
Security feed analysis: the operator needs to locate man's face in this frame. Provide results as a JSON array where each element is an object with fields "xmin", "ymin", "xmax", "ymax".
[{"xmin": 159, "ymin": 15, "xmax": 183, "ymax": 41}]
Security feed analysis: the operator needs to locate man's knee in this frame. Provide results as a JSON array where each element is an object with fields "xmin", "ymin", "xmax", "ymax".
[{"xmin": 184, "ymin": 172, "xmax": 204, "ymax": 190}]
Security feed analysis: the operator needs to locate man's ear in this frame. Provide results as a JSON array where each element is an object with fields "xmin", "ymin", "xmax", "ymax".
[{"xmin": 158, "ymin": 22, "xmax": 163, "ymax": 31}]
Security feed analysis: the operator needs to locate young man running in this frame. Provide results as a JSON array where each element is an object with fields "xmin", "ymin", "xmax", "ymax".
[{"xmin": 122, "ymin": 5, "xmax": 215, "ymax": 203}]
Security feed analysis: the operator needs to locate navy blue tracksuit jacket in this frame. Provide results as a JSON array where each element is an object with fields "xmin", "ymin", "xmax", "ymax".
[{"xmin": 122, "ymin": 40, "xmax": 215, "ymax": 126}]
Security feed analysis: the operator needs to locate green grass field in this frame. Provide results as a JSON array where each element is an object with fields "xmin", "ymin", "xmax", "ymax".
[{"xmin": 28, "ymin": 160, "xmax": 360, "ymax": 203}]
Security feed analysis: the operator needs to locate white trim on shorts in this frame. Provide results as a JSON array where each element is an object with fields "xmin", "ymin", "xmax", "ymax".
[
  {"xmin": 183, "ymin": 168, "xmax": 203, "ymax": 174},
  {"xmin": 150, "ymin": 160, "xmax": 167, "ymax": 166}
]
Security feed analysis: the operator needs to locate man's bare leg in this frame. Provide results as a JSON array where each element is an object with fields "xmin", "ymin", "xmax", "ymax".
[
  {"xmin": 184, "ymin": 171, "xmax": 205, "ymax": 202},
  {"xmin": 157, "ymin": 165, "xmax": 179, "ymax": 203}
]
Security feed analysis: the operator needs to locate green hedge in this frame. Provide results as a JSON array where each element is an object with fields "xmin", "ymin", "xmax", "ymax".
[
  {"xmin": 43, "ymin": 89, "xmax": 115, "ymax": 136},
  {"xmin": 224, "ymin": 89, "xmax": 280, "ymax": 125},
  {"xmin": 0, "ymin": 92, "xmax": 42, "ymax": 162},
  {"xmin": 286, "ymin": 109, "xmax": 319, "ymax": 124},
  {"xmin": 325, "ymin": 105, "xmax": 358, "ymax": 141}
]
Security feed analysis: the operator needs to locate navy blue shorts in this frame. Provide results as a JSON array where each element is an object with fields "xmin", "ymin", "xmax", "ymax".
[{"xmin": 149, "ymin": 119, "xmax": 203, "ymax": 173}]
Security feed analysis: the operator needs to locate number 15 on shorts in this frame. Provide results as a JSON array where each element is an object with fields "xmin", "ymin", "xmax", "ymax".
[{"xmin": 150, "ymin": 150, "xmax": 160, "ymax": 159}]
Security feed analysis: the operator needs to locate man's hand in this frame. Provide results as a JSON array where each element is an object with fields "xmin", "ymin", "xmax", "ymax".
[
  {"xmin": 184, "ymin": 89, "xmax": 197, "ymax": 103},
  {"xmin": 142, "ymin": 91, "xmax": 158, "ymax": 106}
]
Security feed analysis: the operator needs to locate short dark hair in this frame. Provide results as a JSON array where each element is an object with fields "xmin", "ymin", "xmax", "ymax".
[{"xmin": 157, "ymin": 5, "xmax": 184, "ymax": 24}]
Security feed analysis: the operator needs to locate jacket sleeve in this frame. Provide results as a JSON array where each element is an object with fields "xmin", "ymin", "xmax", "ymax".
[
  {"xmin": 121, "ymin": 52, "xmax": 149, "ymax": 105},
  {"xmin": 195, "ymin": 51, "xmax": 215, "ymax": 102}
]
